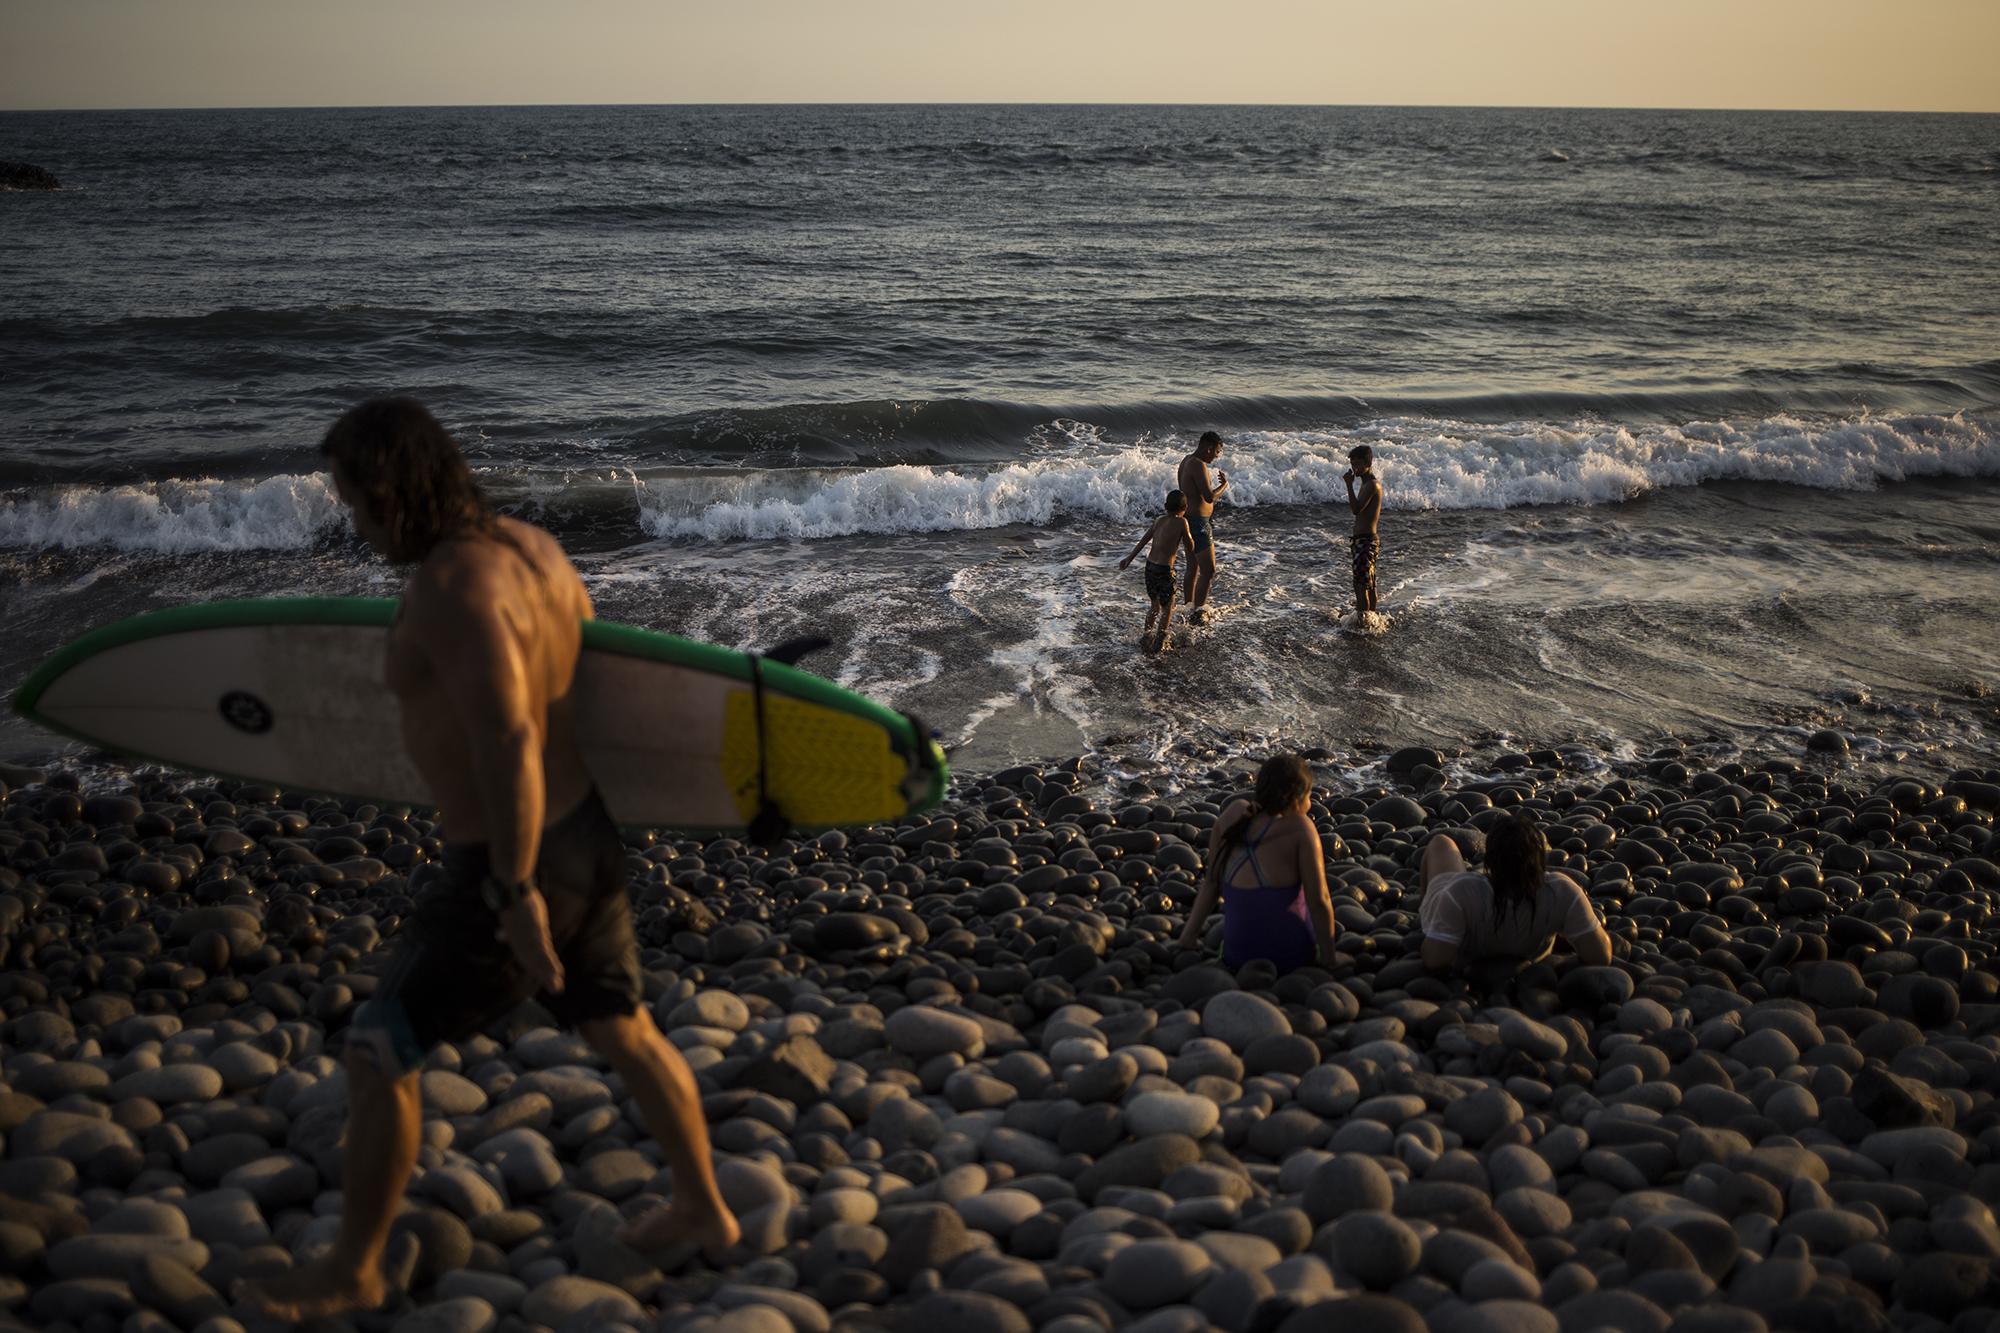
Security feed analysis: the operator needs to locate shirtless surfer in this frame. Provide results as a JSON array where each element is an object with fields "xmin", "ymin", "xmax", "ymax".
[
  {"xmin": 1177, "ymin": 431, "xmax": 1229, "ymax": 622},
  {"xmin": 243, "ymin": 398, "xmax": 738, "ymax": 1320},
  {"xmin": 1344, "ymin": 445, "xmax": 1382, "ymax": 620},
  {"xmin": 1119, "ymin": 487, "xmax": 1195, "ymax": 653}
]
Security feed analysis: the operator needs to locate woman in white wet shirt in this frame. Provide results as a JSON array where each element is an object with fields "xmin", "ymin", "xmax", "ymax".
[{"xmin": 1419, "ymin": 810, "xmax": 1613, "ymax": 972}]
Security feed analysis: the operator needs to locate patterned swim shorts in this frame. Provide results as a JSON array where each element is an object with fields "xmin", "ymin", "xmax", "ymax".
[
  {"xmin": 1351, "ymin": 533, "xmax": 1378, "ymax": 588},
  {"xmin": 1144, "ymin": 561, "xmax": 1176, "ymax": 606}
]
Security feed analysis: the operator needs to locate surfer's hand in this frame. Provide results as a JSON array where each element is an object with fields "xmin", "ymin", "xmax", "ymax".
[{"xmin": 498, "ymin": 890, "xmax": 564, "ymax": 994}]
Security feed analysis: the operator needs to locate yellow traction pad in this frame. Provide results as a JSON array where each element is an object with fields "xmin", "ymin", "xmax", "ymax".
[{"xmin": 722, "ymin": 689, "xmax": 910, "ymax": 827}]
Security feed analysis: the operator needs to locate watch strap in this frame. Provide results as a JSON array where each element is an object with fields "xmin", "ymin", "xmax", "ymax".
[{"xmin": 481, "ymin": 873, "xmax": 530, "ymax": 912}]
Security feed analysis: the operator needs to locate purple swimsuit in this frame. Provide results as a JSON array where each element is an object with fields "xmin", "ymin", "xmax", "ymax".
[{"xmin": 1221, "ymin": 818, "xmax": 1316, "ymax": 971}]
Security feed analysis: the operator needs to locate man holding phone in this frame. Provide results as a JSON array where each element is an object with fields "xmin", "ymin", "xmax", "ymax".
[{"xmin": 1177, "ymin": 430, "xmax": 1229, "ymax": 622}]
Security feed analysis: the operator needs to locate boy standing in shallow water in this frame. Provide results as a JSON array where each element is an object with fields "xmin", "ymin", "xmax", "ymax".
[
  {"xmin": 1120, "ymin": 488, "xmax": 1195, "ymax": 653},
  {"xmin": 1344, "ymin": 444, "xmax": 1382, "ymax": 619}
]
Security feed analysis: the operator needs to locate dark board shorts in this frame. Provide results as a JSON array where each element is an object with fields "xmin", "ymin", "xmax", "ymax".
[{"xmin": 348, "ymin": 787, "xmax": 641, "ymax": 1072}]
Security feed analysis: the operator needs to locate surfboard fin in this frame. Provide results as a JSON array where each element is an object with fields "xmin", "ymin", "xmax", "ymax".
[{"xmin": 763, "ymin": 635, "xmax": 833, "ymax": 667}]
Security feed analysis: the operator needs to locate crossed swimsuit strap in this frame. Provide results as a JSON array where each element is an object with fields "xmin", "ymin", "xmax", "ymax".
[{"xmin": 1230, "ymin": 817, "xmax": 1279, "ymax": 890}]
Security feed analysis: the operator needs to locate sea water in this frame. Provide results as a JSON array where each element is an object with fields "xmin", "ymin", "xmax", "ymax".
[{"xmin": 3, "ymin": 105, "xmax": 1997, "ymax": 774}]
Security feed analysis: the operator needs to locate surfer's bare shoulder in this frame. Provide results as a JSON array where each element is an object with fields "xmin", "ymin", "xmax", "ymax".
[{"xmin": 399, "ymin": 553, "xmax": 519, "ymax": 669}]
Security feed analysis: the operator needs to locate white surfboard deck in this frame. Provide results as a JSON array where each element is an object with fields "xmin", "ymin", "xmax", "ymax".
[{"xmin": 13, "ymin": 597, "xmax": 946, "ymax": 833}]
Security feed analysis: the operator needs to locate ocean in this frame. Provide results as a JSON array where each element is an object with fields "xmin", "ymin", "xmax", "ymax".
[{"xmin": 2, "ymin": 104, "xmax": 1997, "ymax": 781}]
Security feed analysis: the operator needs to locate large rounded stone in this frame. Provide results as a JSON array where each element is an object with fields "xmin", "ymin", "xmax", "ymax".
[
  {"xmin": 10, "ymin": 1112, "xmax": 137, "ymax": 1163},
  {"xmin": 1104, "ymin": 1238, "xmax": 1215, "ymax": 1309},
  {"xmin": 132, "ymin": 1253, "xmax": 226, "ymax": 1328},
  {"xmin": 1879, "ymin": 975, "xmax": 1959, "ymax": 1029},
  {"xmin": 1444, "ymin": 1088, "xmax": 1523, "ymax": 1144},
  {"xmin": 1497, "ymin": 1015, "xmax": 1566, "ymax": 1060},
  {"xmin": 520, "ymin": 1275, "xmax": 643, "ymax": 1326},
  {"xmin": 209, "ymin": 1043, "xmax": 282, "ymax": 1092},
  {"xmin": 391, "ymin": 1296, "xmax": 498, "ymax": 1333},
  {"xmin": 1332, "ymin": 1211, "xmax": 1422, "ymax": 1289},
  {"xmin": 885, "ymin": 1006, "xmax": 986, "ymax": 1059},
  {"xmin": 881, "ymin": 1203, "xmax": 976, "ymax": 1291},
  {"xmin": 420, "ymin": 1070, "xmax": 488, "ymax": 1117},
  {"xmin": 1202, "ymin": 993, "xmax": 1291, "ymax": 1052},
  {"xmin": 110, "ymin": 1065, "xmax": 223, "ymax": 1106},
  {"xmin": 1305, "ymin": 1155, "xmax": 1394, "ymax": 1223},
  {"xmin": 905, "ymin": 1291, "xmax": 1032, "ymax": 1333},
  {"xmin": 1125, "ymin": 1091, "xmax": 1220, "ymax": 1140},
  {"xmin": 1075, "ymin": 1134, "xmax": 1203, "ymax": 1201}
]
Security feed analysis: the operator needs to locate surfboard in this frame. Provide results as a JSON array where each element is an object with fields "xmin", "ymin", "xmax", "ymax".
[{"xmin": 11, "ymin": 597, "xmax": 948, "ymax": 834}]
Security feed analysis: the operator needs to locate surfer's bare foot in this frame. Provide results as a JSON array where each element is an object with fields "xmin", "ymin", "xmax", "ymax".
[
  {"xmin": 236, "ymin": 1258, "xmax": 384, "ymax": 1322},
  {"xmin": 618, "ymin": 1200, "xmax": 740, "ymax": 1261}
]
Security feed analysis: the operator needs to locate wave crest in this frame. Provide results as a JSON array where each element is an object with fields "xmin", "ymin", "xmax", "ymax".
[
  {"xmin": 4, "ymin": 411, "xmax": 1993, "ymax": 552},
  {"xmin": 0, "ymin": 474, "xmax": 342, "ymax": 553},
  {"xmin": 637, "ymin": 410, "xmax": 2000, "ymax": 542}
]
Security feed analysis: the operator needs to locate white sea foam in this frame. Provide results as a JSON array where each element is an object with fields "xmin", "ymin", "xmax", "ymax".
[
  {"xmin": 7, "ymin": 411, "xmax": 1994, "ymax": 551},
  {"xmin": 637, "ymin": 410, "xmax": 2000, "ymax": 542},
  {"xmin": 0, "ymin": 474, "xmax": 343, "ymax": 552}
]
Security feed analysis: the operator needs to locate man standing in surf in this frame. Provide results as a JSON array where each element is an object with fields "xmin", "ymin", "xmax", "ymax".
[
  {"xmin": 1178, "ymin": 430, "xmax": 1230, "ymax": 622},
  {"xmin": 1344, "ymin": 445, "xmax": 1382, "ymax": 621},
  {"xmin": 244, "ymin": 398, "xmax": 738, "ymax": 1320}
]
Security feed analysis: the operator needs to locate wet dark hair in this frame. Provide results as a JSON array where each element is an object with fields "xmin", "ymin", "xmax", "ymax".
[
  {"xmin": 1199, "ymin": 430, "xmax": 1223, "ymax": 453},
  {"xmin": 321, "ymin": 397, "xmax": 495, "ymax": 564},
  {"xmin": 1349, "ymin": 445, "xmax": 1373, "ymax": 467},
  {"xmin": 1212, "ymin": 754, "xmax": 1314, "ymax": 884},
  {"xmin": 1165, "ymin": 488, "xmax": 1187, "ymax": 512},
  {"xmin": 1486, "ymin": 810, "xmax": 1547, "ymax": 919}
]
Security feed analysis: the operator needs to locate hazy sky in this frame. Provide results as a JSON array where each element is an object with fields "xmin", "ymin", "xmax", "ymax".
[{"xmin": 4, "ymin": 0, "xmax": 1997, "ymax": 113}]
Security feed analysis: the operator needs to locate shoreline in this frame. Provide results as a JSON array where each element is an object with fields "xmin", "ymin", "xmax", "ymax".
[{"xmin": 2, "ymin": 736, "xmax": 1998, "ymax": 1331}]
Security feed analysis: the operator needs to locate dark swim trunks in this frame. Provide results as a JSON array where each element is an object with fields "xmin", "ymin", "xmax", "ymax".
[
  {"xmin": 1144, "ymin": 560, "xmax": 1176, "ymax": 606},
  {"xmin": 1351, "ymin": 533, "xmax": 1379, "ymax": 590},
  {"xmin": 1187, "ymin": 512, "xmax": 1216, "ymax": 556},
  {"xmin": 349, "ymin": 787, "xmax": 640, "ymax": 1072}
]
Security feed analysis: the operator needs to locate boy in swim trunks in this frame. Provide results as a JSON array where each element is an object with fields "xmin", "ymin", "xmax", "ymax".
[
  {"xmin": 1344, "ymin": 445, "xmax": 1381, "ymax": 617},
  {"xmin": 1120, "ymin": 488, "xmax": 1195, "ymax": 653}
]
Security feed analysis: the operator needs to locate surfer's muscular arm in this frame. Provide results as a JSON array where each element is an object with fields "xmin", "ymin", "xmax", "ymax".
[
  {"xmin": 413, "ymin": 565, "xmax": 545, "ymax": 884},
  {"xmin": 414, "ymin": 563, "xmax": 566, "ymax": 992}
]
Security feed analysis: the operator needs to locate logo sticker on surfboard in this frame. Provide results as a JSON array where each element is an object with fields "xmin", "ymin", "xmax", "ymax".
[{"xmin": 218, "ymin": 690, "xmax": 274, "ymax": 734}]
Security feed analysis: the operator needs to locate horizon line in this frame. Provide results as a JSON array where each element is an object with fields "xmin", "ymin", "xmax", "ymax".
[{"xmin": 4, "ymin": 100, "xmax": 1996, "ymax": 117}]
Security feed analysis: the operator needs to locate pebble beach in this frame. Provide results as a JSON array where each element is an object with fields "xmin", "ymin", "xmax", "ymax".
[{"xmin": 3, "ymin": 735, "xmax": 1998, "ymax": 1333}]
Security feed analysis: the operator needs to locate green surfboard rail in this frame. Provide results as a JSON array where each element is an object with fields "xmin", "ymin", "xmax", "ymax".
[{"xmin": 11, "ymin": 596, "xmax": 948, "ymax": 822}]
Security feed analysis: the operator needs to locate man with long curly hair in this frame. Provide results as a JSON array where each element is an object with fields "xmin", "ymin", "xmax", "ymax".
[{"xmin": 243, "ymin": 397, "xmax": 738, "ymax": 1319}]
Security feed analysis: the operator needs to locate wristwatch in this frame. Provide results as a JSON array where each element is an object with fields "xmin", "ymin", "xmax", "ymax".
[{"xmin": 480, "ymin": 873, "xmax": 532, "ymax": 913}]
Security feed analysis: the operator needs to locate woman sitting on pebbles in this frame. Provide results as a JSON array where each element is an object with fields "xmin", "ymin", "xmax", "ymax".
[
  {"xmin": 1179, "ymin": 754, "xmax": 1338, "ymax": 971},
  {"xmin": 1419, "ymin": 810, "xmax": 1613, "ymax": 971}
]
